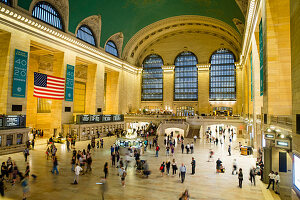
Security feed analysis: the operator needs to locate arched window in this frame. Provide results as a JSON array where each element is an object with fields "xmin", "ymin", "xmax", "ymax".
[
  {"xmin": 142, "ymin": 54, "xmax": 163, "ymax": 101},
  {"xmin": 209, "ymin": 49, "xmax": 236, "ymax": 100},
  {"xmin": 1, "ymin": 0, "xmax": 12, "ymax": 6},
  {"xmin": 32, "ymin": 1, "xmax": 64, "ymax": 31},
  {"xmin": 105, "ymin": 40, "xmax": 118, "ymax": 57},
  {"xmin": 174, "ymin": 51, "xmax": 198, "ymax": 101},
  {"xmin": 76, "ymin": 25, "xmax": 96, "ymax": 46}
]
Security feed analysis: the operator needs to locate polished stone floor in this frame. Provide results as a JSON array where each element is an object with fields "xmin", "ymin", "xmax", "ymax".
[{"xmin": 0, "ymin": 134, "xmax": 279, "ymax": 200}]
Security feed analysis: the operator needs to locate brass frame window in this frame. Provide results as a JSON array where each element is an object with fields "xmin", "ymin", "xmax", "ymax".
[
  {"xmin": 142, "ymin": 54, "xmax": 163, "ymax": 101},
  {"xmin": 174, "ymin": 51, "xmax": 198, "ymax": 101},
  {"xmin": 209, "ymin": 49, "xmax": 236, "ymax": 101}
]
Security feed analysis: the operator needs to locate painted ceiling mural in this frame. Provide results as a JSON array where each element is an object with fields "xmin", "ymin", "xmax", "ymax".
[{"xmin": 18, "ymin": 0, "xmax": 245, "ymax": 48}]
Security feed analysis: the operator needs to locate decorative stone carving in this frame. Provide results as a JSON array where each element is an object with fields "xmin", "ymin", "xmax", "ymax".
[
  {"xmin": 233, "ymin": 18, "xmax": 245, "ymax": 35},
  {"xmin": 75, "ymin": 15, "xmax": 101, "ymax": 48},
  {"xmin": 29, "ymin": 0, "xmax": 69, "ymax": 31},
  {"xmin": 105, "ymin": 32, "xmax": 124, "ymax": 58},
  {"xmin": 75, "ymin": 64, "xmax": 88, "ymax": 80},
  {"xmin": 235, "ymin": 0, "xmax": 249, "ymax": 16},
  {"xmin": 39, "ymin": 55, "xmax": 54, "ymax": 72}
]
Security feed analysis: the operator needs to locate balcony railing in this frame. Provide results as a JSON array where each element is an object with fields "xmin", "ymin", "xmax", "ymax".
[{"xmin": 270, "ymin": 115, "xmax": 292, "ymax": 127}]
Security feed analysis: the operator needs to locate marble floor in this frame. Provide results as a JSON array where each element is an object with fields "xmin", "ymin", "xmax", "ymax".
[{"xmin": 0, "ymin": 135, "xmax": 279, "ymax": 200}]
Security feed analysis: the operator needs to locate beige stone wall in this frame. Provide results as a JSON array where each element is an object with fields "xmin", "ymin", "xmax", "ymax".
[
  {"xmin": 264, "ymin": 0, "xmax": 292, "ymax": 116},
  {"xmin": 198, "ymin": 70, "xmax": 210, "ymax": 114},
  {"xmin": 0, "ymin": 31, "xmax": 11, "ymax": 114},
  {"xmin": 291, "ymin": 0, "xmax": 300, "ymax": 155}
]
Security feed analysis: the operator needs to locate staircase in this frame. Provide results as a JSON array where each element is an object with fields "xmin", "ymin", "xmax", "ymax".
[{"xmin": 186, "ymin": 128, "xmax": 200, "ymax": 138}]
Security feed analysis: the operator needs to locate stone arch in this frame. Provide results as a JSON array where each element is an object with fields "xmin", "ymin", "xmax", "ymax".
[
  {"xmin": 29, "ymin": 0, "xmax": 69, "ymax": 31},
  {"xmin": 104, "ymin": 32, "xmax": 124, "ymax": 58},
  {"xmin": 75, "ymin": 15, "xmax": 101, "ymax": 48}
]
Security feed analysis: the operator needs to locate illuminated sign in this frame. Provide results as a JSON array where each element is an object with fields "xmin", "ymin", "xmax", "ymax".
[
  {"xmin": 264, "ymin": 133, "xmax": 275, "ymax": 140},
  {"xmin": 76, "ymin": 114, "xmax": 124, "ymax": 124},
  {"xmin": 275, "ymin": 139, "xmax": 290, "ymax": 149}
]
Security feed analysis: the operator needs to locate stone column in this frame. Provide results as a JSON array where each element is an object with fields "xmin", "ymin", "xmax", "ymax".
[
  {"xmin": 162, "ymin": 65, "xmax": 175, "ymax": 111},
  {"xmin": 197, "ymin": 64, "xmax": 210, "ymax": 114}
]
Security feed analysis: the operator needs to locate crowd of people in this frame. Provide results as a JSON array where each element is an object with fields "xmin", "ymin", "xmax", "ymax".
[{"xmin": 0, "ymin": 124, "xmax": 282, "ymax": 199}]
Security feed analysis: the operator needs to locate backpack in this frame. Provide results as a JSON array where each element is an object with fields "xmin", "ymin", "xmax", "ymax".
[{"xmin": 160, "ymin": 166, "xmax": 163, "ymax": 170}]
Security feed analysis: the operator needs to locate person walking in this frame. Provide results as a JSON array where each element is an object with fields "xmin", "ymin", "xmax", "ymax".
[
  {"xmin": 186, "ymin": 143, "xmax": 190, "ymax": 154},
  {"xmin": 275, "ymin": 172, "xmax": 280, "ymax": 194},
  {"xmin": 71, "ymin": 154, "xmax": 76, "ymax": 172},
  {"xmin": 120, "ymin": 167, "xmax": 127, "ymax": 187},
  {"xmin": 166, "ymin": 146, "xmax": 170, "ymax": 156},
  {"xmin": 104, "ymin": 162, "xmax": 108, "ymax": 179},
  {"xmin": 190, "ymin": 142, "xmax": 194, "ymax": 154},
  {"xmin": 155, "ymin": 145, "xmax": 160, "ymax": 157},
  {"xmin": 216, "ymin": 158, "xmax": 222, "ymax": 173},
  {"xmin": 267, "ymin": 171, "xmax": 275, "ymax": 190},
  {"xmin": 172, "ymin": 159, "xmax": 177, "ymax": 176},
  {"xmin": 193, "ymin": 135, "xmax": 197, "ymax": 143},
  {"xmin": 111, "ymin": 152, "xmax": 116, "ymax": 166},
  {"xmin": 228, "ymin": 145, "xmax": 231, "ymax": 156},
  {"xmin": 31, "ymin": 139, "xmax": 35, "ymax": 150},
  {"xmin": 24, "ymin": 148, "xmax": 29, "ymax": 162},
  {"xmin": 179, "ymin": 163, "xmax": 186, "ymax": 183},
  {"xmin": 249, "ymin": 167, "xmax": 256, "ymax": 186},
  {"xmin": 166, "ymin": 160, "xmax": 171, "ymax": 175},
  {"xmin": 73, "ymin": 163, "xmax": 82, "ymax": 184},
  {"xmin": 66, "ymin": 139, "xmax": 70, "ymax": 152},
  {"xmin": 0, "ymin": 175, "xmax": 4, "ymax": 197},
  {"xmin": 208, "ymin": 149, "xmax": 214, "ymax": 162},
  {"xmin": 160, "ymin": 162, "xmax": 165, "ymax": 176},
  {"xmin": 232, "ymin": 159, "xmax": 238, "ymax": 175},
  {"xmin": 191, "ymin": 157, "xmax": 196, "ymax": 175},
  {"xmin": 181, "ymin": 143, "xmax": 184, "ymax": 154},
  {"xmin": 52, "ymin": 157, "xmax": 59, "ymax": 175},
  {"xmin": 101, "ymin": 139, "xmax": 104, "ymax": 148},
  {"xmin": 238, "ymin": 168, "xmax": 243, "ymax": 188}
]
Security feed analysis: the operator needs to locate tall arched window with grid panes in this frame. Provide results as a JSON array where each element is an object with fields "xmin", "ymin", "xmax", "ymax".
[
  {"xmin": 32, "ymin": 1, "xmax": 64, "ymax": 31},
  {"xmin": 174, "ymin": 51, "xmax": 198, "ymax": 101},
  {"xmin": 142, "ymin": 54, "xmax": 163, "ymax": 101},
  {"xmin": 1, "ymin": 0, "xmax": 12, "ymax": 6},
  {"xmin": 209, "ymin": 49, "xmax": 236, "ymax": 101},
  {"xmin": 105, "ymin": 40, "xmax": 118, "ymax": 57},
  {"xmin": 76, "ymin": 25, "xmax": 96, "ymax": 46}
]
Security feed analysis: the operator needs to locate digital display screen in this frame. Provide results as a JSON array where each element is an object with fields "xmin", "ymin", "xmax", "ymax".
[
  {"xmin": 293, "ymin": 154, "xmax": 300, "ymax": 192},
  {"xmin": 81, "ymin": 115, "xmax": 90, "ymax": 122},
  {"xmin": 5, "ymin": 116, "xmax": 19, "ymax": 127},
  {"xmin": 0, "ymin": 118, "xmax": 3, "ymax": 127}
]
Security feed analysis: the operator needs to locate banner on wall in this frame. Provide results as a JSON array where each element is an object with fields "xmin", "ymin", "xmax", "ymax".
[
  {"xmin": 12, "ymin": 49, "xmax": 28, "ymax": 98},
  {"xmin": 250, "ymin": 51, "xmax": 253, "ymax": 101},
  {"xmin": 65, "ymin": 64, "xmax": 74, "ymax": 101},
  {"xmin": 259, "ymin": 19, "xmax": 264, "ymax": 96}
]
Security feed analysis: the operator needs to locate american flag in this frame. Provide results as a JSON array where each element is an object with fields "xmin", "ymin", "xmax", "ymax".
[{"xmin": 34, "ymin": 72, "xmax": 65, "ymax": 100}]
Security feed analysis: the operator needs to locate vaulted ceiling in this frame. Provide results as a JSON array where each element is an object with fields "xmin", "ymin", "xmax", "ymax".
[{"xmin": 18, "ymin": 0, "xmax": 246, "ymax": 49}]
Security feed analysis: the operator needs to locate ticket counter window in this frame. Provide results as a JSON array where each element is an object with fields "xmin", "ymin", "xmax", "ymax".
[
  {"xmin": 0, "ymin": 135, "xmax": 2, "ymax": 147},
  {"xmin": 17, "ymin": 134, "xmax": 23, "ymax": 144},
  {"xmin": 6, "ymin": 135, "xmax": 13, "ymax": 146}
]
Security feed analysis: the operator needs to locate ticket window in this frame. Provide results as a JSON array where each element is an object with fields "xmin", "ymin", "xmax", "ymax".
[
  {"xmin": 0, "ymin": 135, "xmax": 2, "ymax": 147},
  {"xmin": 16, "ymin": 134, "xmax": 23, "ymax": 144},
  {"xmin": 6, "ymin": 135, "xmax": 13, "ymax": 146}
]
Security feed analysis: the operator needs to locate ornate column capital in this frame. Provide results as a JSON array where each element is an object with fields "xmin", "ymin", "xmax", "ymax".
[
  {"xmin": 196, "ymin": 64, "xmax": 210, "ymax": 71},
  {"xmin": 162, "ymin": 65, "xmax": 175, "ymax": 73}
]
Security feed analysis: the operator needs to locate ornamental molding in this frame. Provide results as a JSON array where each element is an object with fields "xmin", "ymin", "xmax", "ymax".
[
  {"xmin": 0, "ymin": 4, "xmax": 138, "ymax": 74},
  {"xmin": 123, "ymin": 15, "xmax": 242, "ymax": 65},
  {"xmin": 75, "ymin": 15, "xmax": 101, "ymax": 48}
]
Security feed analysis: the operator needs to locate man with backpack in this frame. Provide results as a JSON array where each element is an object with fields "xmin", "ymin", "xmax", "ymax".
[{"xmin": 155, "ymin": 145, "xmax": 160, "ymax": 157}]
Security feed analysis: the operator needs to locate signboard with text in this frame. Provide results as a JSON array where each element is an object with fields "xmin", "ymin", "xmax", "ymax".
[
  {"xmin": 12, "ymin": 49, "xmax": 28, "ymax": 98},
  {"xmin": 259, "ymin": 20, "xmax": 264, "ymax": 96},
  {"xmin": 65, "ymin": 64, "xmax": 74, "ymax": 101},
  {"xmin": 76, "ymin": 114, "xmax": 124, "ymax": 124}
]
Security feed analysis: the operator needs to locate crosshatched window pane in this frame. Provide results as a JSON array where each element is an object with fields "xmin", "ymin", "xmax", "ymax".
[
  {"xmin": 174, "ymin": 51, "xmax": 198, "ymax": 101},
  {"xmin": 1, "ymin": 0, "xmax": 12, "ymax": 6},
  {"xmin": 105, "ymin": 40, "xmax": 118, "ymax": 57},
  {"xmin": 209, "ymin": 49, "xmax": 236, "ymax": 100},
  {"xmin": 76, "ymin": 25, "xmax": 96, "ymax": 46},
  {"xmin": 32, "ymin": 1, "xmax": 64, "ymax": 31},
  {"xmin": 142, "ymin": 54, "xmax": 163, "ymax": 101}
]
